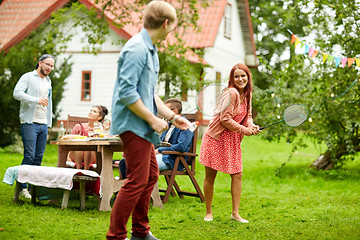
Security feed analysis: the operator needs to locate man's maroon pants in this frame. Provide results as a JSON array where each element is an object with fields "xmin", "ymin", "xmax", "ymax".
[{"xmin": 107, "ymin": 131, "xmax": 159, "ymax": 240}]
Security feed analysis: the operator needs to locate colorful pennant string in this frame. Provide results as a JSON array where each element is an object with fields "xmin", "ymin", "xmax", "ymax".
[
  {"xmin": 288, "ymin": 29, "xmax": 360, "ymax": 68},
  {"xmin": 286, "ymin": 29, "xmax": 359, "ymax": 122}
]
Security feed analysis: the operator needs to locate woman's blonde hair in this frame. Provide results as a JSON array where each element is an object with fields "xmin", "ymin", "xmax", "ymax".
[{"xmin": 143, "ymin": 1, "xmax": 177, "ymax": 29}]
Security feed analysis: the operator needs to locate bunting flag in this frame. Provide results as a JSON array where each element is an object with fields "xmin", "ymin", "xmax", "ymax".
[
  {"xmin": 327, "ymin": 55, "xmax": 334, "ymax": 64},
  {"xmin": 289, "ymin": 30, "xmax": 360, "ymax": 69},
  {"xmin": 334, "ymin": 57, "xmax": 341, "ymax": 67},
  {"xmin": 322, "ymin": 53, "xmax": 329, "ymax": 63},
  {"xmin": 348, "ymin": 58, "xmax": 355, "ymax": 67},
  {"xmin": 341, "ymin": 58, "xmax": 348, "ymax": 68},
  {"xmin": 308, "ymin": 48, "xmax": 315, "ymax": 58},
  {"xmin": 311, "ymin": 50, "xmax": 319, "ymax": 59},
  {"xmin": 304, "ymin": 45, "xmax": 310, "ymax": 55}
]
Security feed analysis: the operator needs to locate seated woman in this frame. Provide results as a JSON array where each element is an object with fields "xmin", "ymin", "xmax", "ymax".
[{"xmin": 68, "ymin": 105, "xmax": 109, "ymax": 170}]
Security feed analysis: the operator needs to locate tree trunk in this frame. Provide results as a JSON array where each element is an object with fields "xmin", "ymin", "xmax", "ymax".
[
  {"xmin": 311, "ymin": 150, "xmax": 335, "ymax": 170},
  {"xmin": 164, "ymin": 75, "xmax": 170, "ymax": 100}
]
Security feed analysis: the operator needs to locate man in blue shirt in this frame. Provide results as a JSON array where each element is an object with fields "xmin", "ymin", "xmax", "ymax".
[
  {"xmin": 156, "ymin": 98, "xmax": 194, "ymax": 171},
  {"xmin": 13, "ymin": 54, "xmax": 54, "ymax": 199},
  {"xmin": 107, "ymin": 2, "xmax": 190, "ymax": 240}
]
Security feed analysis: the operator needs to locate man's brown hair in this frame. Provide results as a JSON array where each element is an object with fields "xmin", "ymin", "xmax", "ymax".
[{"xmin": 143, "ymin": 1, "xmax": 177, "ymax": 29}]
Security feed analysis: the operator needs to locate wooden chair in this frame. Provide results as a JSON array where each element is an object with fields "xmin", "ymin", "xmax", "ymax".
[
  {"xmin": 66, "ymin": 115, "xmax": 89, "ymax": 134},
  {"xmin": 158, "ymin": 111, "xmax": 205, "ymax": 204}
]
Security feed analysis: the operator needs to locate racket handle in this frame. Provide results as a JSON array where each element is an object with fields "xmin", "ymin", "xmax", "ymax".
[{"xmin": 259, "ymin": 119, "xmax": 284, "ymax": 130}]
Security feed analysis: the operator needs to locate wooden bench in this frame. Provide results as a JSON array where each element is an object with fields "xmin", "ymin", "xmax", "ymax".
[
  {"xmin": 13, "ymin": 174, "xmax": 99, "ymax": 210},
  {"xmin": 11, "ymin": 166, "xmax": 101, "ymax": 210}
]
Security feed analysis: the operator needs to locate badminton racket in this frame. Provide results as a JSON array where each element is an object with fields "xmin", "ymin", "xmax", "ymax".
[
  {"xmin": 260, "ymin": 104, "xmax": 308, "ymax": 130},
  {"xmin": 196, "ymin": 83, "xmax": 231, "ymax": 117}
]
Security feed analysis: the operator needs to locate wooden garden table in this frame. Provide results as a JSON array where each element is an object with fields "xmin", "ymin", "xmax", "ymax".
[
  {"xmin": 50, "ymin": 138, "xmax": 167, "ymax": 211},
  {"xmin": 50, "ymin": 138, "xmax": 124, "ymax": 211}
]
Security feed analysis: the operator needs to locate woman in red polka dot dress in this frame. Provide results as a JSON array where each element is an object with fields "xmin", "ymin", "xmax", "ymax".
[{"xmin": 199, "ymin": 63, "xmax": 261, "ymax": 223}]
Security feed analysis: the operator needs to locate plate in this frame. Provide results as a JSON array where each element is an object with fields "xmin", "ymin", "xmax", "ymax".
[
  {"xmin": 68, "ymin": 138, "xmax": 89, "ymax": 141},
  {"xmin": 88, "ymin": 137, "xmax": 120, "ymax": 141}
]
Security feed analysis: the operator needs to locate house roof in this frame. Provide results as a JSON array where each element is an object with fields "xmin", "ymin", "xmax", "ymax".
[
  {"xmin": 181, "ymin": 0, "xmax": 227, "ymax": 48},
  {"xmin": 0, "ymin": 0, "xmax": 69, "ymax": 52},
  {"xmin": 0, "ymin": 0, "xmax": 256, "ymax": 66}
]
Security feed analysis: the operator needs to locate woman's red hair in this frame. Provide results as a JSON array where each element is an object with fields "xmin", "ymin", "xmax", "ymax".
[{"xmin": 227, "ymin": 63, "xmax": 252, "ymax": 113}]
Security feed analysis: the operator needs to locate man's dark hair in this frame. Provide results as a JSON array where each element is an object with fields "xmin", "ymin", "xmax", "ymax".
[
  {"xmin": 35, "ymin": 54, "xmax": 55, "ymax": 69},
  {"xmin": 165, "ymin": 98, "xmax": 182, "ymax": 114}
]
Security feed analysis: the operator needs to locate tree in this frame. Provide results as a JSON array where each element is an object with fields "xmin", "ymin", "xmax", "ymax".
[
  {"xmin": 249, "ymin": 0, "xmax": 360, "ymax": 169},
  {"xmin": 304, "ymin": 1, "xmax": 360, "ymax": 169}
]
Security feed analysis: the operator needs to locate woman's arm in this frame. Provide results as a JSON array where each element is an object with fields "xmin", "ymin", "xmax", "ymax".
[{"xmin": 219, "ymin": 89, "xmax": 258, "ymax": 135}]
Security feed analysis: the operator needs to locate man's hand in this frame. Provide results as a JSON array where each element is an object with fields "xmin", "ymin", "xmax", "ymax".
[
  {"xmin": 149, "ymin": 116, "xmax": 169, "ymax": 133},
  {"xmin": 38, "ymin": 98, "xmax": 48, "ymax": 106}
]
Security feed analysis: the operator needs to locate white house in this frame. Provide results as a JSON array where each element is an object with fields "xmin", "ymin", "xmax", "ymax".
[{"xmin": 0, "ymin": 0, "xmax": 257, "ymax": 124}]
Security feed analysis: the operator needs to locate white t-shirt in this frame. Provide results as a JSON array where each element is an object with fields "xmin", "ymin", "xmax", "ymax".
[
  {"xmin": 32, "ymin": 77, "xmax": 50, "ymax": 124},
  {"xmin": 164, "ymin": 125, "xmax": 176, "ymax": 142}
]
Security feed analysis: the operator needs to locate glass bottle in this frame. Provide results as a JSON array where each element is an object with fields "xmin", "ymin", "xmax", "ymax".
[
  {"xmin": 58, "ymin": 121, "xmax": 65, "ymax": 139},
  {"xmin": 93, "ymin": 121, "xmax": 103, "ymax": 136}
]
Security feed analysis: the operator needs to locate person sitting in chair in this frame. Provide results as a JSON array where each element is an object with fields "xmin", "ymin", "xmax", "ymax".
[
  {"xmin": 118, "ymin": 98, "xmax": 194, "ymax": 178},
  {"xmin": 155, "ymin": 98, "xmax": 194, "ymax": 171}
]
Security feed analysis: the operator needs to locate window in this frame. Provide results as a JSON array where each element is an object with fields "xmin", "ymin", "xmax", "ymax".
[
  {"xmin": 81, "ymin": 71, "xmax": 91, "ymax": 101},
  {"xmin": 224, "ymin": 3, "xmax": 232, "ymax": 39},
  {"xmin": 216, "ymin": 72, "xmax": 221, "ymax": 84}
]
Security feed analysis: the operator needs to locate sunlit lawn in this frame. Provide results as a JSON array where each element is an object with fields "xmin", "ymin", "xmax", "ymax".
[{"xmin": 0, "ymin": 135, "xmax": 359, "ymax": 239}]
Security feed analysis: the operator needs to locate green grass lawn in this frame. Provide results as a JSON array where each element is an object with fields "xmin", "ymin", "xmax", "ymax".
[{"xmin": 0, "ymin": 135, "xmax": 359, "ymax": 240}]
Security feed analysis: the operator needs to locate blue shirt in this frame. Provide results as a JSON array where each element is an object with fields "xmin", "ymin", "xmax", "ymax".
[
  {"xmin": 13, "ymin": 70, "xmax": 53, "ymax": 127},
  {"xmin": 110, "ymin": 28, "xmax": 160, "ymax": 145},
  {"xmin": 157, "ymin": 117, "xmax": 194, "ymax": 171}
]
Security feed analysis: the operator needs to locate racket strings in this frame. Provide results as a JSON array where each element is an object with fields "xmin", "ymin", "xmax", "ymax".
[{"xmin": 283, "ymin": 106, "xmax": 308, "ymax": 127}]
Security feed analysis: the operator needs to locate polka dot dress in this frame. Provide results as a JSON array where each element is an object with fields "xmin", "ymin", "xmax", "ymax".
[{"xmin": 199, "ymin": 102, "xmax": 247, "ymax": 174}]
